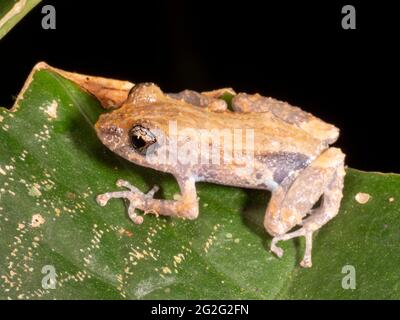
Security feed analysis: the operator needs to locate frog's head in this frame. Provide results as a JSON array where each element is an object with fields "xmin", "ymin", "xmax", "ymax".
[
  {"xmin": 95, "ymin": 112, "xmax": 168, "ymax": 169},
  {"xmin": 96, "ymin": 82, "xmax": 209, "ymax": 172},
  {"xmin": 95, "ymin": 83, "xmax": 175, "ymax": 169}
]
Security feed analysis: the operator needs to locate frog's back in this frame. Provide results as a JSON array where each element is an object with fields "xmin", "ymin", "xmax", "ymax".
[
  {"xmin": 106, "ymin": 99, "xmax": 328, "ymax": 158},
  {"xmin": 129, "ymin": 102, "xmax": 329, "ymax": 159},
  {"xmin": 213, "ymin": 110, "xmax": 328, "ymax": 158}
]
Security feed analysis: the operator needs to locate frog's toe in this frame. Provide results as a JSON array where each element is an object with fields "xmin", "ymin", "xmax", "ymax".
[
  {"xmin": 96, "ymin": 194, "xmax": 109, "ymax": 206},
  {"xmin": 146, "ymin": 185, "xmax": 159, "ymax": 198},
  {"xmin": 116, "ymin": 179, "xmax": 125, "ymax": 187},
  {"xmin": 132, "ymin": 215, "xmax": 144, "ymax": 225},
  {"xmin": 115, "ymin": 179, "xmax": 142, "ymax": 193},
  {"xmin": 270, "ymin": 240, "xmax": 284, "ymax": 258},
  {"xmin": 300, "ymin": 257, "xmax": 312, "ymax": 268}
]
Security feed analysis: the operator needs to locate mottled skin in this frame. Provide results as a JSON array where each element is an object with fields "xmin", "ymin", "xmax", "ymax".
[{"xmin": 96, "ymin": 83, "xmax": 345, "ymax": 267}]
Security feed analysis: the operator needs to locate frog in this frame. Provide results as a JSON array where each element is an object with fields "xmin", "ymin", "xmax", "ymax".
[{"xmin": 95, "ymin": 82, "xmax": 345, "ymax": 268}]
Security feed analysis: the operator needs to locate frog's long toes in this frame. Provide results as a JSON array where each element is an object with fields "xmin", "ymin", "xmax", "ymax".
[
  {"xmin": 144, "ymin": 209, "xmax": 159, "ymax": 217},
  {"xmin": 270, "ymin": 239, "xmax": 284, "ymax": 258},
  {"xmin": 146, "ymin": 185, "xmax": 159, "ymax": 198},
  {"xmin": 132, "ymin": 215, "xmax": 144, "ymax": 225},
  {"xmin": 96, "ymin": 194, "xmax": 109, "ymax": 206},
  {"xmin": 272, "ymin": 247, "xmax": 284, "ymax": 258},
  {"xmin": 127, "ymin": 204, "xmax": 144, "ymax": 225},
  {"xmin": 116, "ymin": 179, "xmax": 125, "ymax": 187},
  {"xmin": 115, "ymin": 179, "xmax": 143, "ymax": 194},
  {"xmin": 300, "ymin": 257, "xmax": 312, "ymax": 268}
]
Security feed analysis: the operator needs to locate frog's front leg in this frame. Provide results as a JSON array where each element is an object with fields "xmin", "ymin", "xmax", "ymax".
[
  {"xmin": 264, "ymin": 147, "xmax": 345, "ymax": 267},
  {"xmin": 96, "ymin": 176, "xmax": 199, "ymax": 225}
]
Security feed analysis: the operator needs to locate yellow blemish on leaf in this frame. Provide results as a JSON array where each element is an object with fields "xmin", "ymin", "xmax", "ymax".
[
  {"xmin": 161, "ymin": 266, "xmax": 172, "ymax": 274},
  {"xmin": 41, "ymin": 100, "xmax": 58, "ymax": 120},
  {"xmin": 355, "ymin": 192, "xmax": 371, "ymax": 204},
  {"xmin": 173, "ymin": 254, "xmax": 185, "ymax": 264},
  {"xmin": 118, "ymin": 227, "xmax": 133, "ymax": 237},
  {"xmin": 130, "ymin": 248, "xmax": 145, "ymax": 260},
  {"xmin": 28, "ymin": 185, "xmax": 42, "ymax": 197},
  {"xmin": 31, "ymin": 214, "xmax": 45, "ymax": 228}
]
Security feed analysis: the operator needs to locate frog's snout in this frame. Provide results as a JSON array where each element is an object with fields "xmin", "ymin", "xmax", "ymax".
[
  {"xmin": 97, "ymin": 124, "xmax": 122, "ymax": 136},
  {"xmin": 95, "ymin": 119, "xmax": 124, "ymax": 148}
]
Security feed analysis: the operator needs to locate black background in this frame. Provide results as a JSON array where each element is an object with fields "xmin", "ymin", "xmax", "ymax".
[
  {"xmin": 0, "ymin": 299, "xmax": 384, "ymax": 318},
  {"xmin": 0, "ymin": 0, "xmax": 398, "ymax": 172}
]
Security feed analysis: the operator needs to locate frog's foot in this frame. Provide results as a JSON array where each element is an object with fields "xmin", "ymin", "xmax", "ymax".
[
  {"xmin": 96, "ymin": 179, "xmax": 160, "ymax": 225},
  {"xmin": 270, "ymin": 229, "xmax": 313, "ymax": 267},
  {"xmin": 96, "ymin": 176, "xmax": 199, "ymax": 224},
  {"xmin": 265, "ymin": 147, "xmax": 346, "ymax": 268}
]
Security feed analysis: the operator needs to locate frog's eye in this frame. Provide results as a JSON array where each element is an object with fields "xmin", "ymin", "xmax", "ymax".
[{"xmin": 129, "ymin": 125, "xmax": 157, "ymax": 154}]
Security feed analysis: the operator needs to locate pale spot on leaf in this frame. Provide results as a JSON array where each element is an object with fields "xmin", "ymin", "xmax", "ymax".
[
  {"xmin": 355, "ymin": 192, "xmax": 371, "ymax": 204},
  {"xmin": 31, "ymin": 214, "xmax": 45, "ymax": 228}
]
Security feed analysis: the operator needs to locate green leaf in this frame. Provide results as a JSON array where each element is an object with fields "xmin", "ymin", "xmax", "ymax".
[
  {"xmin": 0, "ymin": 0, "xmax": 42, "ymax": 40},
  {"xmin": 0, "ymin": 68, "xmax": 399, "ymax": 299}
]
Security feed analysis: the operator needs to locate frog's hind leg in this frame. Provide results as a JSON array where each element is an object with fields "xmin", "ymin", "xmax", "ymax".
[
  {"xmin": 96, "ymin": 176, "xmax": 199, "ymax": 225},
  {"xmin": 264, "ymin": 147, "xmax": 345, "ymax": 267}
]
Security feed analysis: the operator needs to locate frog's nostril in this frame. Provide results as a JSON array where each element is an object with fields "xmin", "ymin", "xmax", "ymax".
[{"xmin": 100, "ymin": 125, "xmax": 123, "ymax": 136}]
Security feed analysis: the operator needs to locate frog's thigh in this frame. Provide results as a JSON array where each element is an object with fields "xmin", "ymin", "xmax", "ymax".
[{"xmin": 264, "ymin": 147, "xmax": 345, "ymax": 267}]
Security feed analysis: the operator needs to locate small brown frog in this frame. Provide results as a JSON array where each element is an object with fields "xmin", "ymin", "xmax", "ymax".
[{"xmin": 95, "ymin": 83, "xmax": 345, "ymax": 268}]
